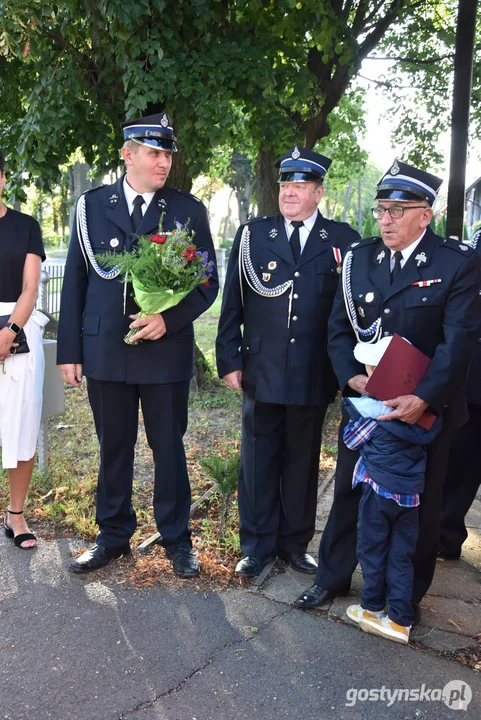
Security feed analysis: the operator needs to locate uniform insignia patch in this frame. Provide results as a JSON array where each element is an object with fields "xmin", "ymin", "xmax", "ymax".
[
  {"xmin": 351, "ymin": 242, "xmax": 359, "ymax": 248},
  {"xmin": 292, "ymin": 146, "xmax": 300, "ymax": 160},
  {"xmin": 110, "ymin": 238, "xmax": 119, "ymax": 248},
  {"xmin": 262, "ymin": 273, "xmax": 271, "ymax": 282},
  {"xmin": 358, "ymin": 306, "xmax": 365, "ymax": 318},
  {"xmin": 460, "ymin": 244, "xmax": 468, "ymax": 251},
  {"xmin": 269, "ymin": 229, "xmax": 278, "ymax": 239},
  {"xmin": 109, "ymin": 193, "xmax": 119, "ymax": 204},
  {"xmin": 376, "ymin": 250, "xmax": 386, "ymax": 264},
  {"xmin": 365, "ymin": 292, "xmax": 375, "ymax": 303},
  {"xmin": 158, "ymin": 198, "xmax": 167, "ymax": 208},
  {"xmin": 268, "ymin": 261, "xmax": 277, "ymax": 270},
  {"xmin": 414, "ymin": 252, "xmax": 428, "ymax": 266},
  {"xmin": 390, "ymin": 159, "xmax": 400, "ymax": 175},
  {"xmin": 319, "ymin": 229, "xmax": 328, "ymax": 239}
]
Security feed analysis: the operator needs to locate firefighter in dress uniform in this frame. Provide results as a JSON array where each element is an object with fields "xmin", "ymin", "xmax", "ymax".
[
  {"xmin": 216, "ymin": 147, "xmax": 360, "ymax": 577},
  {"xmin": 57, "ymin": 113, "xmax": 218, "ymax": 577},
  {"xmin": 295, "ymin": 160, "xmax": 481, "ymax": 621}
]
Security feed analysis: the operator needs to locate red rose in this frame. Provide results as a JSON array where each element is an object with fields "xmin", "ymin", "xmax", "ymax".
[
  {"xmin": 183, "ymin": 247, "xmax": 196, "ymax": 261},
  {"xmin": 202, "ymin": 280, "xmax": 210, "ymax": 287},
  {"xmin": 150, "ymin": 234, "xmax": 167, "ymax": 245}
]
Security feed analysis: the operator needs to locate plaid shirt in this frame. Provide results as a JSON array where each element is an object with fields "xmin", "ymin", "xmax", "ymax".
[{"xmin": 345, "ymin": 417, "xmax": 420, "ymax": 508}]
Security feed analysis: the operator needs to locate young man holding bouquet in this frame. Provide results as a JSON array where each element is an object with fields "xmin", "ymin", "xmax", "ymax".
[
  {"xmin": 57, "ymin": 112, "xmax": 218, "ymax": 577},
  {"xmin": 216, "ymin": 147, "xmax": 360, "ymax": 577}
]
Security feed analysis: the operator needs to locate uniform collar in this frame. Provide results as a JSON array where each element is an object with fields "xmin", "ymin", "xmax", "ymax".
[{"xmin": 123, "ymin": 177, "xmax": 155, "ymax": 215}]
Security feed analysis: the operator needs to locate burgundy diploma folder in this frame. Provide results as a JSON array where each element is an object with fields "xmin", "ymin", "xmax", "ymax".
[{"xmin": 364, "ymin": 333, "xmax": 437, "ymax": 429}]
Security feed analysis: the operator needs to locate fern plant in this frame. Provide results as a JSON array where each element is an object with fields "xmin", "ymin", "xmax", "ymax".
[{"xmin": 199, "ymin": 448, "xmax": 240, "ymax": 540}]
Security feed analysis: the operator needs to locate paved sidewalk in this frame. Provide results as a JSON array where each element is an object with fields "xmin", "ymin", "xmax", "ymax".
[{"xmin": 0, "ymin": 476, "xmax": 480, "ymax": 719}]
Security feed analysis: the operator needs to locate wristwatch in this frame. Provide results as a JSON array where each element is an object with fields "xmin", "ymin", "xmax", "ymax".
[{"xmin": 6, "ymin": 322, "xmax": 21, "ymax": 336}]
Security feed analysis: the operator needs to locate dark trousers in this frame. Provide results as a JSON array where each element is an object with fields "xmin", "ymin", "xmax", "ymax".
[
  {"xmin": 238, "ymin": 393, "xmax": 328, "ymax": 558},
  {"xmin": 358, "ymin": 484, "xmax": 418, "ymax": 627},
  {"xmin": 440, "ymin": 404, "xmax": 481, "ymax": 555},
  {"xmin": 315, "ymin": 407, "xmax": 452, "ymax": 603},
  {"xmin": 87, "ymin": 378, "xmax": 191, "ymax": 550}
]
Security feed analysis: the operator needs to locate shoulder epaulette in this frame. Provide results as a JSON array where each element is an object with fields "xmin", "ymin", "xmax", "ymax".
[
  {"xmin": 174, "ymin": 188, "xmax": 202, "ymax": 203},
  {"xmin": 241, "ymin": 215, "xmax": 271, "ymax": 227},
  {"xmin": 82, "ymin": 184, "xmax": 105, "ymax": 197},
  {"xmin": 440, "ymin": 237, "xmax": 474, "ymax": 256},
  {"xmin": 349, "ymin": 235, "xmax": 380, "ymax": 250}
]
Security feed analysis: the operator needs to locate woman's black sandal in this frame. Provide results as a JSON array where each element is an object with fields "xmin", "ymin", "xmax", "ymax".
[{"xmin": 4, "ymin": 508, "xmax": 37, "ymax": 549}]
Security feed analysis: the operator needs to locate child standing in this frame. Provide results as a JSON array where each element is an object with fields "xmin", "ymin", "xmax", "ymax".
[{"xmin": 344, "ymin": 338, "xmax": 441, "ymax": 644}]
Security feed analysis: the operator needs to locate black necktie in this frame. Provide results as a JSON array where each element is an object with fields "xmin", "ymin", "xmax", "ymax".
[
  {"xmin": 131, "ymin": 194, "xmax": 144, "ymax": 232},
  {"xmin": 391, "ymin": 251, "xmax": 403, "ymax": 283},
  {"xmin": 290, "ymin": 221, "xmax": 304, "ymax": 264}
]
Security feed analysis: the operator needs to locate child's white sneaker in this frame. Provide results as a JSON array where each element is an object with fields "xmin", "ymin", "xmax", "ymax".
[
  {"xmin": 360, "ymin": 614, "xmax": 411, "ymax": 645},
  {"xmin": 346, "ymin": 604, "xmax": 385, "ymax": 625}
]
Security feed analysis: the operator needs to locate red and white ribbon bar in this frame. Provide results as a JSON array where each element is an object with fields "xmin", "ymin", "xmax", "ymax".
[{"xmin": 411, "ymin": 279, "xmax": 442, "ymax": 287}]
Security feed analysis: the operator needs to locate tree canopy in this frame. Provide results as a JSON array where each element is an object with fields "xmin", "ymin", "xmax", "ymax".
[{"xmin": 0, "ymin": 1, "xmax": 472, "ymax": 214}]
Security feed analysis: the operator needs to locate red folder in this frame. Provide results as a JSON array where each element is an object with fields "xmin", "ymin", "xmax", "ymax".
[{"xmin": 364, "ymin": 334, "xmax": 437, "ymax": 429}]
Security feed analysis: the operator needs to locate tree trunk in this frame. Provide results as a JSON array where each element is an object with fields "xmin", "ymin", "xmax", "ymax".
[
  {"xmin": 168, "ymin": 146, "xmax": 193, "ymax": 192},
  {"xmin": 255, "ymin": 149, "xmax": 279, "ymax": 217},
  {"xmin": 342, "ymin": 179, "xmax": 353, "ymax": 223},
  {"xmin": 68, "ymin": 162, "xmax": 92, "ymax": 230},
  {"xmin": 192, "ymin": 342, "xmax": 212, "ymax": 392},
  {"xmin": 357, "ymin": 175, "xmax": 363, "ymax": 235}
]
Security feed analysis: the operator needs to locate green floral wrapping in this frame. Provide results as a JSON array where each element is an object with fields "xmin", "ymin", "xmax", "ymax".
[{"xmin": 132, "ymin": 275, "xmax": 189, "ymax": 313}]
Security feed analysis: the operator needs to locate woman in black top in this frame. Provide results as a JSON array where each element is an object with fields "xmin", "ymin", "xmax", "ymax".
[{"xmin": 0, "ymin": 150, "xmax": 46, "ymax": 549}]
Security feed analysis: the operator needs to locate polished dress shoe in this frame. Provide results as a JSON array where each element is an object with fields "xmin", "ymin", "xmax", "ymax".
[
  {"xmin": 437, "ymin": 548, "xmax": 461, "ymax": 560},
  {"xmin": 279, "ymin": 552, "xmax": 318, "ymax": 574},
  {"xmin": 70, "ymin": 543, "xmax": 131, "ymax": 573},
  {"xmin": 235, "ymin": 555, "xmax": 275, "ymax": 577},
  {"xmin": 411, "ymin": 602, "xmax": 421, "ymax": 626},
  {"xmin": 165, "ymin": 546, "xmax": 200, "ymax": 578},
  {"xmin": 294, "ymin": 583, "xmax": 348, "ymax": 608}
]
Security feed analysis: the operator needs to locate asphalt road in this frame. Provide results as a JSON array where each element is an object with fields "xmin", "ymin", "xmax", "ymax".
[{"xmin": 1, "ymin": 535, "xmax": 479, "ymax": 720}]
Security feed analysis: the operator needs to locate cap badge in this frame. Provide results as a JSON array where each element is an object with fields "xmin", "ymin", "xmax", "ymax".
[
  {"xmin": 269, "ymin": 229, "xmax": 278, "ymax": 239},
  {"xmin": 110, "ymin": 238, "xmax": 120, "ymax": 248},
  {"xmin": 358, "ymin": 306, "xmax": 365, "ymax": 318},
  {"xmin": 319, "ymin": 229, "xmax": 328, "ymax": 239},
  {"xmin": 160, "ymin": 113, "xmax": 169, "ymax": 128},
  {"xmin": 262, "ymin": 273, "xmax": 271, "ymax": 282},
  {"xmin": 376, "ymin": 250, "xmax": 386, "ymax": 264},
  {"xmin": 415, "ymin": 251, "xmax": 427, "ymax": 266},
  {"xmin": 365, "ymin": 292, "xmax": 375, "ymax": 303},
  {"xmin": 291, "ymin": 146, "xmax": 301, "ymax": 160},
  {"xmin": 109, "ymin": 193, "xmax": 119, "ymax": 205},
  {"xmin": 390, "ymin": 159, "xmax": 400, "ymax": 176},
  {"xmin": 268, "ymin": 261, "xmax": 277, "ymax": 270}
]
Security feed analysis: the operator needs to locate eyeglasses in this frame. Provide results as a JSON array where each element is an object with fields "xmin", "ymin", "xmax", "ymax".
[{"xmin": 372, "ymin": 205, "xmax": 428, "ymax": 220}]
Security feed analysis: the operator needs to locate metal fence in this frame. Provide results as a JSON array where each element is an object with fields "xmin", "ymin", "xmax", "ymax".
[{"xmin": 37, "ymin": 264, "xmax": 65, "ymax": 317}]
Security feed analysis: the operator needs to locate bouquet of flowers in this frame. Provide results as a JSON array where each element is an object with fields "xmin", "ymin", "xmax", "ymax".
[{"xmin": 96, "ymin": 217, "xmax": 214, "ymax": 343}]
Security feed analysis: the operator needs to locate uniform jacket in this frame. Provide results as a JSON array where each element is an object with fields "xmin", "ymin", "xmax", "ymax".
[
  {"xmin": 465, "ymin": 238, "xmax": 481, "ymax": 406},
  {"xmin": 328, "ymin": 227, "xmax": 481, "ymax": 426},
  {"xmin": 57, "ymin": 176, "xmax": 218, "ymax": 383},
  {"xmin": 216, "ymin": 211, "xmax": 360, "ymax": 406}
]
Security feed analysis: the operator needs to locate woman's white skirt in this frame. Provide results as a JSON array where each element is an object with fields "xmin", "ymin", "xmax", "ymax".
[{"xmin": 0, "ymin": 302, "xmax": 48, "ymax": 469}]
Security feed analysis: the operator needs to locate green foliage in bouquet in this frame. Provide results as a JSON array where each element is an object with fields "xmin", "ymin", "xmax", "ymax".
[{"xmin": 95, "ymin": 217, "xmax": 215, "ymax": 342}]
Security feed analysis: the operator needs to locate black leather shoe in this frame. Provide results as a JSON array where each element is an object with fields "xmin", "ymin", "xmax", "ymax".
[
  {"xmin": 294, "ymin": 583, "xmax": 349, "ymax": 608},
  {"xmin": 437, "ymin": 548, "xmax": 461, "ymax": 560},
  {"xmin": 279, "ymin": 552, "xmax": 318, "ymax": 574},
  {"xmin": 165, "ymin": 546, "xmax": 200, "ymax": 578},
  {"xmin": 412, "ymin": 602, "xmax": 421, "ymax": 626},
  {"xmin": 235, "ymin": 555, "xmax": 275, "ymax": 577},
  {"xmin": 70, "ymin": 543, "xmax": 131, "ymax": 573}
]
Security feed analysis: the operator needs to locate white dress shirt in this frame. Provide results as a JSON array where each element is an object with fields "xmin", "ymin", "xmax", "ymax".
[
  {"xmin": 123, "ymin": 177, "xmax": 155, "ymax": 217},
  {"xmin": 390, "ymin": 230, "xmax": 426, "ymax": 270}
]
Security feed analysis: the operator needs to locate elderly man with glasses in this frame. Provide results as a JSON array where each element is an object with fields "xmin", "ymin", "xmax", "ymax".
[{"xmin": 295, "ymin": 160, "xmax": 481, "ymax": 628}]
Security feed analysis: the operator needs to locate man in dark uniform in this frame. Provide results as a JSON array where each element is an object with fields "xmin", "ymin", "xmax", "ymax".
[
  {"xmin": 439, "ymin": 227, "xmax": 481, "ymax": 560},
  {"xmin": 57, "ymin": 112, "xmax": 218, "ymax": 576},
  {"xmin": 216, "ymin": 147, "xmax": 360, "ymax": 577},
  {"xmin": 295, "ymin": 160, "xmax": 481, "ymax": 614}
]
